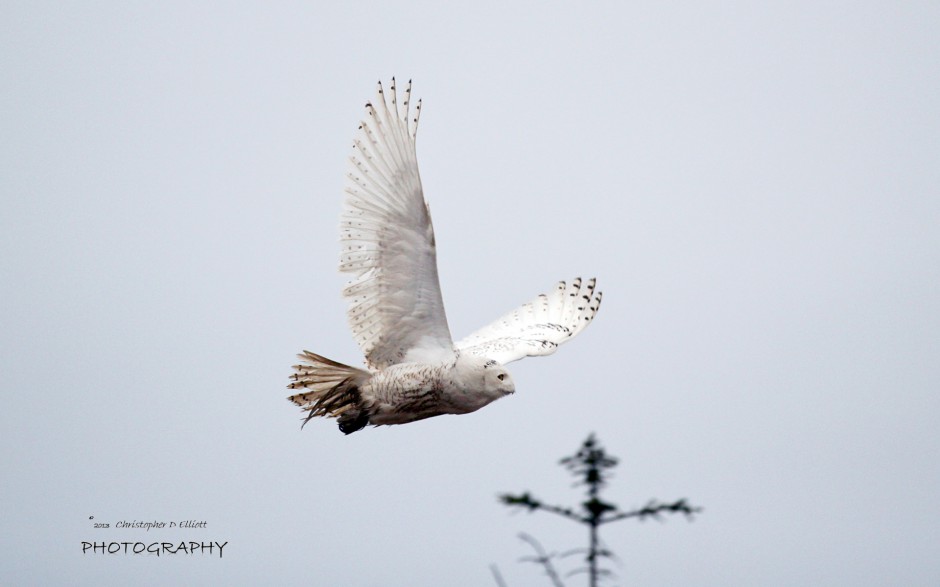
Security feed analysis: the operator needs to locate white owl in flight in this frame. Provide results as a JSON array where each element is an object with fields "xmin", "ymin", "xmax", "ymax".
[{"xmin": 288, "ymin": 79, "xmax": 602, "ymax": 434}]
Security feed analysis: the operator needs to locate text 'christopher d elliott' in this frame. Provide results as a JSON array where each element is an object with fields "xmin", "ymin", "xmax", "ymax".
[
  {"xmin": 110, "ymin": 519, "xmax": 207, "ymax": 530},
  {"xmin": 81, "ymin": 541, "xmax": 228, "ymax": 558}
]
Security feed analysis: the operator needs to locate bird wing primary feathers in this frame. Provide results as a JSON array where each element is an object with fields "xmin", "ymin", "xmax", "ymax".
[
  {"xmin": 455, "ymin": 277, "xmax": 602, "ymax": 365},
  {"xmin": 341, "ymin": 79, "xmax": 454, "ymax": 370}
]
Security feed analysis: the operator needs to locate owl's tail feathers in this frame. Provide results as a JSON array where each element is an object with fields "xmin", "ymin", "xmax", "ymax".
[{"xmin": 287, "ymin": 351, "xmax": 372, "ymax": 434}]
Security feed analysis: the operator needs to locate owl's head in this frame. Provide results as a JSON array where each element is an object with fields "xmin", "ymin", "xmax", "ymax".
[
  {"xmin": 455, "ymin": 354, "xmax": 515, "ymax": 398},
  {"xmin": 482, "ymin": 361, "xmax": 515, "ymax": 396}
]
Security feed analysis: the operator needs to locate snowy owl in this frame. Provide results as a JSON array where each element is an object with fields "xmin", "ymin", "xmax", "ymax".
[{"xmin": 288, "ymin": 79, "xmax": 602, "ymax": 434}]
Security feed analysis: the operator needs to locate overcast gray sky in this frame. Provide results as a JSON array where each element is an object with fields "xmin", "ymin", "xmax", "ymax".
[{"xmin": 2, "ymin": 1, "xmax": 939, "ymax": 585}]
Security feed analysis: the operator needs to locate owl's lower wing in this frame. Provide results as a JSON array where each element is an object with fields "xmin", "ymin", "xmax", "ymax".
[
  {"xmin": 341, "ymin": 79, "xmax": 454, "ymax": 370},
  {"xmin": 455, "ymin": 278, "xmax": 602, "ymax": 365}
]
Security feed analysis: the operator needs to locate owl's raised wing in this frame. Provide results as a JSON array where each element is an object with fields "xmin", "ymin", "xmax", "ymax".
[
  {"xmin": 456, "ymin": 278, "xmax": 602, "ymax": 365},
  {"xmin": 341, "ymin": 79, "xmax": 454, "ymax": 370}
]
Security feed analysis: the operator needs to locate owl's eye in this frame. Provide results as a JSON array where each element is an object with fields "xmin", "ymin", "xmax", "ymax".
[{"xmin": 497, "ymin": 373, "xmax": 506, "ymax": 381}]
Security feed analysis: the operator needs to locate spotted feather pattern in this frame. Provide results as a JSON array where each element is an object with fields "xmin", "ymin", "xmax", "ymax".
[
  {"xmin": 455, "ymin": 277, "xmax": 603, "ymax": 365},
  {"xmin": 341, "ymin": 79, "xmax": 454, "ymax": 370}
]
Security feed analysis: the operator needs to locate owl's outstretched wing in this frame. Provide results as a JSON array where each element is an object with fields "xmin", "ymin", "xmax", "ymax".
[
  {"xmin": 455, "ymin": 278, "xmax": 602, "ymax": 365},
  {"xmin": 341, "ymin": 79, "xmax": 454, "ymax": 370}
]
